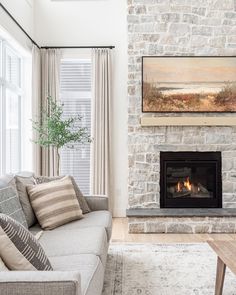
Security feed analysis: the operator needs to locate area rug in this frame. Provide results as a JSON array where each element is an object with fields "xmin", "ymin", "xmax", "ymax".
[{"xmin": 102, "ymin": 243, "xmax": 236, "ymax": 295}]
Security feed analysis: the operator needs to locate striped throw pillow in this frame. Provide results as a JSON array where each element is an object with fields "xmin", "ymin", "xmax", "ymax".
[
  {"xmin": 27, "ymin": 176, "xmax": 83, "ymax": 230},
  {"xmin": 0, "ymin": 214, "xmax": 52, "ymax": 270},
  {"xmin": 34, "ymin": 175, "xmax": 91, "ymax": 214}
]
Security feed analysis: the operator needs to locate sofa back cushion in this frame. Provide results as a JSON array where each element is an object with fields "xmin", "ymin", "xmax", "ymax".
[
  {"xmin": 0, "ymin": 174, "xmax": 17, "ymax": 190},
  {"xmin": 0, "ymin": 214, "xmax": 52, "ymax": 270},
  {"xmin": 27, "ymin": 176, "xmax": 83, "ymax": 230},
  {"xmin": 0, "ymin": 187, "xmax": 27, "ymax": 228},
  {"xmin": 70, "ymin": 176, "xmax": 91, "ymax": 214},
  {"xmin": 34, "ymin": 175, "xmax": 91, "ymax": 214},
  {"xmin": 15, "ymin": 174, "xmax": 37, "ymax": 227}
]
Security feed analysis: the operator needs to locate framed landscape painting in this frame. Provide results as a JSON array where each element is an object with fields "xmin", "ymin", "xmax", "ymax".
[{"xmin": 142, "ymin": 56, "xmax": 236, "ymax": 113}]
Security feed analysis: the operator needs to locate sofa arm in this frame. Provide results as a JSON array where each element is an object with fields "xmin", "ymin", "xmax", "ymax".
[
  {"xmin": 0, "ymin": 271, "xmax": 81, "ymax": 295},
  {"xmin": 85, "ymin": 195, "xmax": 109, "ymax": 211}
]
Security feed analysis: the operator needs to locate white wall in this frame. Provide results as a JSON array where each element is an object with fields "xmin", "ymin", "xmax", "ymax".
[
  {"xmin": 0, "ymin": 0, "xmax": 34, "ymax": 50},
  {"xmin": 35, "ymin": 0, "xmax": 128, "ymax": 217}
]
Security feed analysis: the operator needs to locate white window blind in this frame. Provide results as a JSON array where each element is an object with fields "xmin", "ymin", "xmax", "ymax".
[
  {"xmin": 60, "ymin": 59, "xmax": 92, "ymax": 195},
  {"xmin": 0, "ymin": 41, "xmax": 22, "ymax": 174}
]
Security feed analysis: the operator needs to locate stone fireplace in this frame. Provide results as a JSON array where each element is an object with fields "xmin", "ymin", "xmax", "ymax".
[
  {"xmin": 160, "ymin": 151, "xmax": 222, "ymax": 208},
  {"xmin": 127, "ymin": 0, "xmax": 236, "ymax": 233}
]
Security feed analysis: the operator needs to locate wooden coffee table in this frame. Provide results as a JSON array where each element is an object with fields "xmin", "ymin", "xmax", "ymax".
[{"xmin": 208, "ymin": 241, "xmax": 236, "ymax": 295}]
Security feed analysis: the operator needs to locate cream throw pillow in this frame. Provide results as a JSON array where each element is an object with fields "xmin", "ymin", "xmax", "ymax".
[
  {"xmin": 27, "ymin": 176, "xmax": 83, "ymax": 230},
  {"xmin": 0, "ymin": 257, "xmax": 8, "ymax": 271}
]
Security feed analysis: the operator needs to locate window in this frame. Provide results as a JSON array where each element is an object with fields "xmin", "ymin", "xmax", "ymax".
[
  {"xmin": 60, "ymin": 58, "xmax": 92, "ymax": 195},
  {"xmin": 0, "ymin": 41, "xmax": 22, "ymax": 174},
  {"xmin": 0, "ymin": 34, "xmax": 32, "ymax": 175}
]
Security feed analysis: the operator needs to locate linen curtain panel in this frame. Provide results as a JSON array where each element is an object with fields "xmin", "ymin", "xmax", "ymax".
[
  {"xmin": 32, "ymin": 45, "xmax": 41, "ymax": 175},
  {"xmin": 91, "ymin": 49, "xmax": 113, "ymax": 203},
  {"xmin": 31, "ymin": 47, "xmax": 61, "ymax": 176},
  {"xmin": 41, "ymin": 49, "xmax": 61, "ymax": 176}
]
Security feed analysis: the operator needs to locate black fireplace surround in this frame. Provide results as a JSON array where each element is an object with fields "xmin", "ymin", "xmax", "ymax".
[{"xmin": 160, "ymin": 152, "xmax": 222, "ymax": 208}]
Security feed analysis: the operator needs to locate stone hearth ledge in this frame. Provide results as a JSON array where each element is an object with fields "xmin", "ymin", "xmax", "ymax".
[{"xmin": 127, "ymin": 209, "xmax": 236, "ymax": 233}]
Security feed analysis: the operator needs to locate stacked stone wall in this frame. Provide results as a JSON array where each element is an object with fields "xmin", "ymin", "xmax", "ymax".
[{"xmin": 128, "ymin": 0, "xmax": 236, "ymax": 210}]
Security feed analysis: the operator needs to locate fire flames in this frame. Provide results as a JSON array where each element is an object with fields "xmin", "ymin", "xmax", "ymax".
[
  {"xmin": 176, "ymin": 177, "xmax": 196, "ymax": 193},
  {"xmin": 184, "ymin": 177, "xmax": 192, "ymax": 191},
  {"xmin": 174, "ymin": 177, "xmax": 208, "ymax": 196}
]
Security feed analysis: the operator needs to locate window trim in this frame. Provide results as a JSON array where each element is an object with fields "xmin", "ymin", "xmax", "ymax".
[{"xmin": 0, "ymin": 38, "xmax": 23, "ymax": 174}]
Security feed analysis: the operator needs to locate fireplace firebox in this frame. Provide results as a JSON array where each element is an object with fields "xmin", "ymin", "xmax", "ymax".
[{"xmin": 160, "ymin": 152, "xmax": 222, "ymax": 208}]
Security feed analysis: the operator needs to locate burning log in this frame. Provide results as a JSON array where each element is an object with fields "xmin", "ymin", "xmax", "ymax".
[{"xmin": 167, "ymin": 177, "xmax": 210, "ymax": 198}]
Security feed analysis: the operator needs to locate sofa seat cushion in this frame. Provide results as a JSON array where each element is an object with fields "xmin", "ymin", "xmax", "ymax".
[
  {"xmin": 39, "ymin": 227, "xmax": 108, "ymax": 266},
  {"xmin": 29, "ymin": 223, "xmax": 42, "ymax": 235},
  {"xmin": 52, "ymin": 211, "xmax": 112, "ymax": 241},
  {"xmin": 50, "ymin": 254, "xmax": 104, "ymax": 295}
]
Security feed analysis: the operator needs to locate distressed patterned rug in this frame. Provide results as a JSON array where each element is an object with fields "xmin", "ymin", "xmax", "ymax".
[{"xmin": 102, "ymin": 243, "xmax": 236, "ymax": 295}]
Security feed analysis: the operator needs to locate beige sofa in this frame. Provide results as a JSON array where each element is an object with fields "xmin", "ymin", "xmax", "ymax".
[{"xmin": 0, "ymin": 177, "xmax": 112, "ymax": 295}]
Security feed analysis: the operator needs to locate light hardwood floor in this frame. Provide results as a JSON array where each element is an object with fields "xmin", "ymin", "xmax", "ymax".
[{"xmin": 111, "ymin": 218, "xmax": 236, "ymax": 243}]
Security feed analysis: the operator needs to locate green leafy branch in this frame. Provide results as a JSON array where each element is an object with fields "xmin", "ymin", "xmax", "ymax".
[{"xmin": 32, "ymin": 97, "xmax": 92, "ymax": 174}]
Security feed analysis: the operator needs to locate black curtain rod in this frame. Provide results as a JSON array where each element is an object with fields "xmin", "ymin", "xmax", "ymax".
[
  {"xmin": 0, "ymin": 2, "xmax": 40, "ymax": 49},
  {"xmin": 0, "ymin": 3, "xmax": 115, "ymax": 50},
  {"xmin": 41, "ymin": 46, "xmax": 115, "ymax": 49}
]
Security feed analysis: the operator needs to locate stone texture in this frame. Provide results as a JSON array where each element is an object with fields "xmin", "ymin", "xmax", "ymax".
[
  {"xmin": 127, "ymin": 0, "xmax": 236, "ymax": 214},
  {"xmin": 128, "ymin": 217, "xmax": 236, "ymax": 233},
  {"xmin": 161, "ymin": 13, "xmax": 180, "ymax": 22},
  {"xmin": 194, "ymin": 225, "xmax": 210, "ymax": 233},
  {"xmin": 192, "ymin": 26, "xmax": 213, "ymax": 36},
  {"xmin": 192, "ymin": 7, "xmax": 206, "ymax": 16},
  {"xmin": 146, "ymin": 222, "xmax": 166, "ymax": 233},
  {"xmin": 167, "ymin": 223, "xmax": 193, "ymax": 233},
  {"xmin": 211, "ymin": 222, "xmax": 236, "ymax": 233},
  {"xmin": 183, "ymin": 13, "xmax": 199, "ymax": 24},
  {"xmin": 169, "ymin": 23, "xmax": 190, "ymax": 35},
  {"xmin": 128, "ymin": 222, "xmax": 145, "ymax": 233}
]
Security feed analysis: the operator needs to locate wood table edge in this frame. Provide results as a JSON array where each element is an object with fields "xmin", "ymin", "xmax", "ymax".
[{"xmin": 207, "ymin": 240, "xmax": 236, "ymax": 276}]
